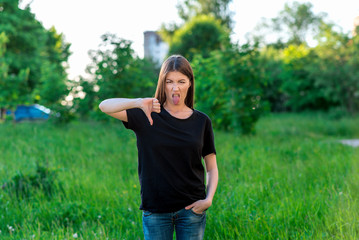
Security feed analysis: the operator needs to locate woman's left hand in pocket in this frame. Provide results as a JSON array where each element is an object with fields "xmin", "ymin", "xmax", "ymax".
[{"xmin": 185, "ymin": 199, "xmax": 212, "ymax": 214}]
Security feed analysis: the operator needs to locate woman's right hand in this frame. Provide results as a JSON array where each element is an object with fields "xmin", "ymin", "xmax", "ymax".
[{"xmin": 139, "ymin": 98, "xmax": 161, "ymax": 125}]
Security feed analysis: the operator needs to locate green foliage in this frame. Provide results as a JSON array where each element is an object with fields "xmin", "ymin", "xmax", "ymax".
[
  {"xmin": 176, "ymin": 0, "xmax": 233, "ymax": 29},
  {"xmin": 0, "ymin": 0, "xmax": 71, "ymax": 122},
  {"xmin": 0, "ymin": 31, "xmax": 30, "ymax": 111},
  {"xmin": 168, "ymin": 14, "xmax": 230, "ymax": 61},
  {"xmin": 160, "ymin": 0, "xmax": 233, "ymax": 44},
  {"xmin": 35, "ymin": 62, "xmax": 68, "ymax": 105},
  {"xmin": 0, "ymin": 0, "xmax": 46, "ymax": 106},
  {"xmin": 35, "ymin": 27, "xmax": 71, "ymax": 105},
  {"xmin": 249, "ymin": 2, "xmax": 336, "ymax": 112},
  {"xmin": 48, "ymin": 104, "xmax": 76, "ymax": 125},
  {"xmin": 276, "ymin": 1, "xmax": 324, "ymax": 45},
  {"xmin": 252, "ymin": 1, "xmax": 325, "ymax": 47},
  {"xmin": 0, "ymin": 32, "xmax": 7, "ymax": 77},
  {"xmin": 71, "ymin": 77, "xmax": 97, "ymax": 119},
  {"xmin": 327, "ymin": 107, "xmax": 350, "ymax": 120},
  {"xmin": 91, "ymin": 34, "xmax": 156, "ymax": 99},
  {"xmin": 74, "ymin": 34, "xmax": 158, "ymax": 120},
  {"xmin": 280, "ymin": 44, "xmax": 329, "ymax": 111},
  {"xmin": 308, "ymin": 23, "xmax": 359, "ymax": 114},
  {"xmin": 257, "ymin": 21, "xmax": 359, "ymax": 114},
  {"xmin": 159, "ymin": 22, "xmax": 181, "ymax": 44},
  {"xmin": 54, "ymin": 201, "xmax": 89, "ymax": 228},
  {"xmin": 257, "ymin": 46, "xmax": 287, "ymax": 112},
  {"xmin": 193, "ymin": 44, "xmax": 268, "ymax": 134},
  {"xmin": 258, "ymin": 44, "xmax": 341, "ymax": 112},
  {"xmin": 2, "ymin": 163, "xmax": 64, "ymax": 200}
]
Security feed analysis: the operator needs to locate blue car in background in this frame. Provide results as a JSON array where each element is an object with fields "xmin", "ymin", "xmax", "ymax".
[{"xmin": 6, "ymin": 104, "xmax": 51, "ymax": 122}]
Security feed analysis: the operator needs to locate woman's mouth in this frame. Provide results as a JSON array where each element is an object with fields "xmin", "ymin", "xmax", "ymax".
[{"xmin": 172, "ymin": 94, "xmax": 180, "ymax": 105}]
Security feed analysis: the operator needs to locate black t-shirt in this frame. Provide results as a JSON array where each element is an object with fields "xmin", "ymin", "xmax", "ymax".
[{"xmin": 122, "ymin": 106, "xmax": 216, "ymax": 213}]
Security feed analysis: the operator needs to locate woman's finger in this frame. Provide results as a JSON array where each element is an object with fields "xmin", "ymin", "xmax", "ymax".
[
  {"xmin": 145, "ymin": 111, "xmax": 153, "ymax": 125},
  {"xmin": 152, "ymin": 102, "xmax": 161, "ymax": 113},
  {"xmin": 185, "ymin": 202, "xmax": 195, "ymax": 210}
]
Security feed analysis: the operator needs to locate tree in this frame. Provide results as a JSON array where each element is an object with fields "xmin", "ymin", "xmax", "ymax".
[
  {"xmin": 280, "ymin": 44, "xmax": 329, "ymax": 111},
  {"xmin": 0, "ymin": 0, "xmax": 71, "ymax": 121},
  {"xmin": 74, "ymin": 34, "xmax": 158, "ymax": 120},
  {"xmin": 168, "ymin": 15, "xmax": 230, "ymax": 61},
  {"xmin": 256, "ymin": 20, "xmax": 359, "ymax": 114},
  {"xmin": 192, "ymin": 44, "xmax": 267, "ymax": 134},
  {"xmin": 160, "ymin": 0, "xmax": 233, "ymax": 45},
  {"xmin": 308, "ymin": 23, "xmax": 359, "ymax": 114},
  {"xmin": 177, "ymin": 0, "xmax": 233, "ymax": 30},
  {"xmin": 0, "ymin": 32, "xmax": 29, "ymax": 121},
  {"xmin": 257, "ymin": 46, "xmax": 288, "ymax": 112},
  {"xmin": 251, "ymin": 1, "xmax": 326, "ymax": 47},
  {"xmin": 0, "ymin": 32, "xmax": 9, "ymax": 120},
  {"xmin": 35, "ymin": 27, "xmax": 71, "ymax": 105}
]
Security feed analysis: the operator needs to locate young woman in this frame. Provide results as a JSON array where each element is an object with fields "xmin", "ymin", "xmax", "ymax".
[{"xmin": 99, "ymin": 55, "xmax": 218, "ymax": 240}]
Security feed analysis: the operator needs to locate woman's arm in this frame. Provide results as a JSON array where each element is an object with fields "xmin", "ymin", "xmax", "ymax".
[
  {"xmin": 99, "ymin": 98, "xmax": 161, "ymax": 125},
  {"xmin": 185, "ymin": 153, "xmax": 218, "ymax": 213},
  {"xmin": 204, "ymin": 153, "xmax": 218, "ymax": 206}
]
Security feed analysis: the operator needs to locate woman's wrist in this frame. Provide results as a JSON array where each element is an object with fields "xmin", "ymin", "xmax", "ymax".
[
  {"xmin": 136, "ymin": 98, "xmax": 144, "ymax": 109},
  {"xmin": 204, "ymin": 198, "xmax": 213, "ymax": 208}
]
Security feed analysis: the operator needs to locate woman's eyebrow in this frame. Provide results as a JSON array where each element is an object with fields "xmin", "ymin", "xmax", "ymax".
[{"xmin": 166, "ymin": 78, "xmax": 186, "ymax": 81}]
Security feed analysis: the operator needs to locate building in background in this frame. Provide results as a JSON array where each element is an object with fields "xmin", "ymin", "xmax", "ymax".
[
  {"xmin": 353, "ymin": 16, "xmax": 359, "ymax": 36},
  {"xmin": 144, "ymin": 31, "xmax": 169, "ymax": 67}
]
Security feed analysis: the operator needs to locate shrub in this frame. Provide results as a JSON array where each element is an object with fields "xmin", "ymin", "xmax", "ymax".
[
  {"xmin": 2, "ymin": 163, "xmax": 64, "ymax": 200},
  {"xmin": 192, "ymin": 44, "xmax": 268, "ymax": 134}
]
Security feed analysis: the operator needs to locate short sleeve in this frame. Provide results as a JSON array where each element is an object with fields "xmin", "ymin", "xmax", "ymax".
[
  {"xmin": 122, "ymin": 108, "xmax": 148, "ymax": 132},
  {"xmin": 202, "ymin": 117, "xmax": 216, "ymax": 158}
]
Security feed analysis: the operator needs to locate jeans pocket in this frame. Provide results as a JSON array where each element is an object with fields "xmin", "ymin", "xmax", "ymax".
[
  {"xmin": 190, "ymin": 209, "xmax": 206, "ymax": 216},
  {"xmin": 143, "ymin": 210, "xmax": 153, "ymax": 217}
]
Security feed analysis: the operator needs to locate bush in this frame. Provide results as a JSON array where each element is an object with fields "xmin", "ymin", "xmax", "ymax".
[
  {"xmin": 327, "ymin": 107, "xmax": 349, "ymax": 120},
  {"xmin": 2, "ymin": 163, "xmax": 64, "ymax": 200},
  {"xmin": 73, "ymin": 34, "xmax": 158, "ymax": 121},
  {"xmin": 48, "ymin": 104, "xmax": 76, "ymax": 125},
  {"xmin": 192, "ymin": 44, "xmax": 268, "ymax": 134},
  {"xmin": 168, "ymin": 14, "xmax": 230, "ymax": 61}
]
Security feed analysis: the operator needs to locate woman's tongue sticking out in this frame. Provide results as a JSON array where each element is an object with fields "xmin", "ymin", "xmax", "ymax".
[{"xmin": 172, "ymin": 94, "xmax": 180, "ymax": 105}]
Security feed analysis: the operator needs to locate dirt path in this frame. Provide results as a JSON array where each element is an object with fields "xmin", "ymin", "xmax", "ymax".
[{"xmin": 340, "ymin": 139, "xmax": 359, "ymax": 147}]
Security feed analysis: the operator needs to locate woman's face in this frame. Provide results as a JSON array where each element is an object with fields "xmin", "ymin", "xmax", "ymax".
[{"xmin": 165, "ymin": 71, "xmax": 191, "ymax": 106}]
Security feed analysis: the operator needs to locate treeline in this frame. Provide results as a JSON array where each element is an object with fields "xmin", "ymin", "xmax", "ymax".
[{"xmin": 1, "ymin": 0, "xmax": 358, "ymax": 134}]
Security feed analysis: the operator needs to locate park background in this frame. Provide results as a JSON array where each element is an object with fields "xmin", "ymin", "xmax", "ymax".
[{"xmin": 1, "ymin": 0, "xmax": 359, "ymax": 239}]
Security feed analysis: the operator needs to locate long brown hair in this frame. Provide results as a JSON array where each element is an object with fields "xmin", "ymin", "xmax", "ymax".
[{"xmin": 154, "ymin": 55, "xmax": 195, "ymax": 108}]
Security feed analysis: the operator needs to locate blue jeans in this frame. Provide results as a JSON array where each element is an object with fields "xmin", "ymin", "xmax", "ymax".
[{"xmin": 142, "ymin": 208, "xmax": 206, "ymax": 240}]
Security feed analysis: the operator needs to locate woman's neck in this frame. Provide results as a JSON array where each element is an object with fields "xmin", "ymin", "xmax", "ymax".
[{"xmin": 163, "ymin": 102, "xmax": 191, "ymax": 113}]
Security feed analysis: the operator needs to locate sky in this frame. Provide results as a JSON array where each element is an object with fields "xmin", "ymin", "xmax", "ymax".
[{"xmin": 20, "ymin": 0, "xmax": 359, "ymax": 80}]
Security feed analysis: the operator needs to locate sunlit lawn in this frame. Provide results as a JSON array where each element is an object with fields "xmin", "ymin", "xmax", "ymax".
[{"xmin": 1, "ymin": 112, "xmax": 359, "ymax": 239}]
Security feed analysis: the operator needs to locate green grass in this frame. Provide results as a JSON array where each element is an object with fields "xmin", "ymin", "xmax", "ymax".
[{"xmin": 0, "ymin": 112, "xmax": 359, "ymax": 239}]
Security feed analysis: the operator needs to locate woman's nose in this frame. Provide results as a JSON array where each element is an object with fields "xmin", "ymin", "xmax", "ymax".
[{"xmin": 172, "ymin": 84, "xmax": 179, "ymax": 90}]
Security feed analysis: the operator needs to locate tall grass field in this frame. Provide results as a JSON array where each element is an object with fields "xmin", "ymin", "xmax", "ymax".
[{"xmin": 1, "ymin": 112, "xmax": 359, "ymax": 239}]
